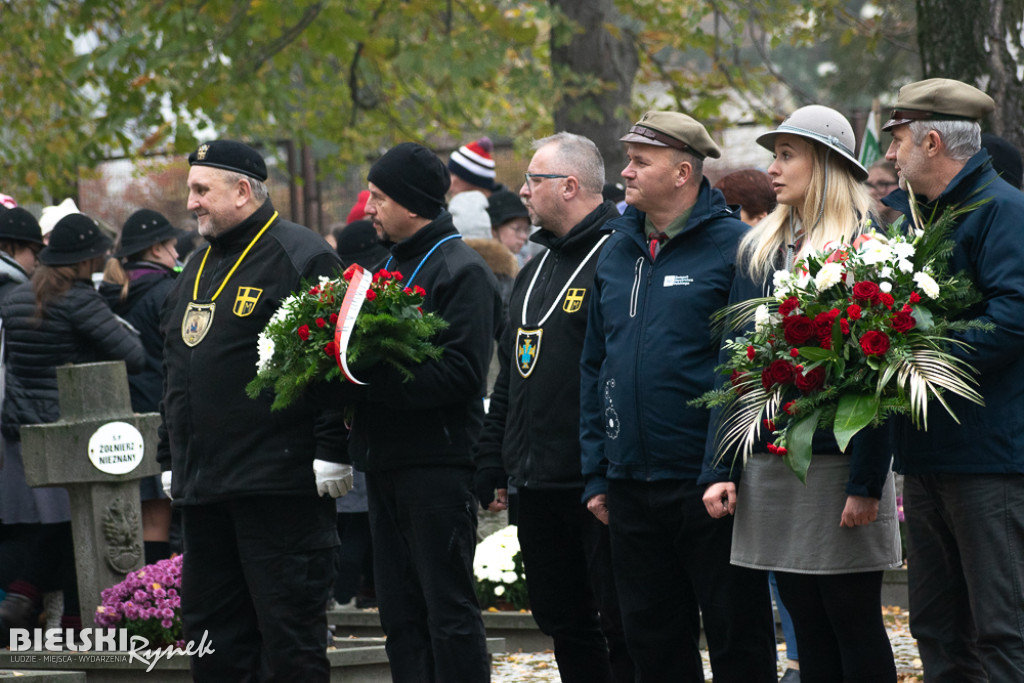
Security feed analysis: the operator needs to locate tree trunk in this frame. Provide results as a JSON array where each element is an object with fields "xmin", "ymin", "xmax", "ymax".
[
  {"xmin": 550, "ymin": 0, "xmax": 639, "ymax": 181},
  {"xmin": 916, "ymin": 0, "xmax": 1024, "ymax": 149}
]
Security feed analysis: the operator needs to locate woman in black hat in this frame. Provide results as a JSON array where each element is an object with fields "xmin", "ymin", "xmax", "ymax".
[
  {"xmin": 100, "ymin": 209, "xmax": 182, "ymax": 565},
  {"xmin": 0, "ymin": 208, "xmax": 44, "ymax": 302},
  {"xmin": 0, "ymin": 213, "xmax": 144, "ymax": 639}
]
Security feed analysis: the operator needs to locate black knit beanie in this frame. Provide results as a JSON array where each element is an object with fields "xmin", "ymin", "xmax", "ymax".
[{"xmin": 367, "ymin": 142, "xmax": 450, "ymax": 220}]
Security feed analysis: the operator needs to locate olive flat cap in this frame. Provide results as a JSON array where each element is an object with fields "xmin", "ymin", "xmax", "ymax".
[
  {"xmin": 882, "ymin": 78, "xmax": 995, "ymax": 131},
  {"xmin": 620, "ymin": 111, "xmax": 722, "ymax": 160},
  {"xmin": 188, "ymin": 140, "xmax": 268, "ymax": 181}
]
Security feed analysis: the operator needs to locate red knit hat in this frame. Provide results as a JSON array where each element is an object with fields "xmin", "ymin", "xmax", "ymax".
[{"xmin": 346, "ymin": 190, "xmax": 370, "ymax": 224}]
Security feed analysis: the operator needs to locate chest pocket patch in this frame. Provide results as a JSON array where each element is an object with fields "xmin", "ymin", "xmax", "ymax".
[
  {"xmin": 563, "ymin": 288, "xmax": 586, "ymax": 313},
  {"xmin": 233, "ymin": 286, "xmax": 263, "ymax": 317}
]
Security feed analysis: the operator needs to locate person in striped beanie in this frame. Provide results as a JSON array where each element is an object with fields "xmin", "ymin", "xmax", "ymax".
[{"xmin": 448, "ymin": 136, "xmax": 502, "ymax": 239}]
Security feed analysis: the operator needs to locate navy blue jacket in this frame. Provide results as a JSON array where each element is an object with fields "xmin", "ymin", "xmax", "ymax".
[
  {"xmin": 883, "ymin": 150, "xmax": 1024, "ymax": 474},
  {"xmin": 580, "ymin": 181, "xmax": 746, "ymax": 502}
]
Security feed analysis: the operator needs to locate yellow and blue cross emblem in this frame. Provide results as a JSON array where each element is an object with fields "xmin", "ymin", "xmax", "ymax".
[
  {"xmin": 233, "ymin": 286, "xmax": 263, "ymax": 317},
  {"xmin": 515, "ymin": 328, "xmax": 543, "ymax": 378},
  {"xmin": 562, "ymin": 287, "xmax": 587, "ymax": 313}
]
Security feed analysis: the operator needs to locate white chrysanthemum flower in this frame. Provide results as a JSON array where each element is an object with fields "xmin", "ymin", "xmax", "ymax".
[
  {"xmin": 474, "ymin": 525, "xmax": 521, "ymax": 582},
  {"xmin": 754, "ymin": 304, "xmax": 771, "ymax": 333},
  {"xmin": 880, "ymin": 266, "xmax": 893, "ymax": 279},
  {"xmin": 795, "ymin": 270, "xmax": 812, "ymax": 289},
  {"xmin": 256, "ymin": 332, "xmax": 275, "ymax": 371},
  {"xmin": 914, "ymin": 272, "xmax": 940, "ymax": 298},
  {"xmin": 880, "ymin": 281, "xmax": 893, "ymax": 293},
  {"xmin": 892, "ymin": 242, "xmax": 916, "ymax": 260},
  {"xmin": 860, "ymin": 241, "xmax": 893, "ymax": 266},
  {"xmin": 898, "ymin": 259, "xmax": 914, "ymax": 274},
  {"xmin": 814, "ymin": 262, "xmax": 843, "ymax": 291},
  {"xmin": 502, "ymin": 571, "xmax": 518, "ymax": 583},
  {"xmin": 318, "ymin": 275, "xmax": 331, "ymax": 287},
  {"xmin": 494, "ymin": 585, "xmax": 505, "ymax": 596}
]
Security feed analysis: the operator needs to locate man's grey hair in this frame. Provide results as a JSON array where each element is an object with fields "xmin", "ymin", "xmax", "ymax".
[
  {"xmin": 673, "ymin": 148, "xmax": 704, "ymax": 180},
  {"xmin": 225, "ymin": 171, "xmax": 269, "ymax": 202},
  {"xmin": 531, "ymin": 132, "xmax": 605, "ymax": 194},
  {"xmin": 909, "ymin": 120, "xmax": 981, "ymax": 161}
]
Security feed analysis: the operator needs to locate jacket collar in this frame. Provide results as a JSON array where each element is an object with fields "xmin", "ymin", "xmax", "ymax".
[
  {"xmin": 603, "ymin": 178, "xmax": 732, "ymax": 249},
  {"xmin": 883, "ymin": 150, "xmax": 995, "ymax": 219},
  {"xmin": 205, "ymin": 200, "xmax": 277, "ymax": 253},
  {"xmin": 0, "ymin": 251, "xmax": 29, "ymax": 285},
  {"xmin": 531, "ymin": 200, "xmax": 619, "ymax": 253},
  {"xmin": 389, "ymin": 210, "xmax": 459, "ymax": 260}
]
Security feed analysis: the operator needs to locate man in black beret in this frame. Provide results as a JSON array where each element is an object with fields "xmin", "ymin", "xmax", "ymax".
[
  {"xmin": 0, "ymin": 207, "xmax": 44, "ymax": 302},
  {"xmin": 347, "ymin": 142, "xmax": 500, "ymax": 681},
  {"xmin": 882, "ymin": 78, "xmax": 1024, "ymax": 681},
  {"xmin": 159, "ymin": 139, "xmax": 352, "ymax": 681}
]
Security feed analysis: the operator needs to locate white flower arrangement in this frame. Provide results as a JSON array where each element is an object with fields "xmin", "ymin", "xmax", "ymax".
[{"xmin": 473, "ymin": 526, "xmax": 529, "ymax": 610}]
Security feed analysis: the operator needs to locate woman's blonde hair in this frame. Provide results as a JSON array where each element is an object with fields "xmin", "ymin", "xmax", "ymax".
[{"xmin": 738, "ymin": 136, "xmax": 872, "ymax": 280}]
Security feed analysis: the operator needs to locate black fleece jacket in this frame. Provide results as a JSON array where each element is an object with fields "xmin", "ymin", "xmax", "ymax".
[
  {"xmin": 474, "ymin": 200, "xmax": 618, "ymax": 490},
  {"xmin": 158, "ymin": 200, "xmax": 347, "ymax": 505},
  {"xmin": 349, "ymin": 211, "xmax": 500, "ymax": 472}
]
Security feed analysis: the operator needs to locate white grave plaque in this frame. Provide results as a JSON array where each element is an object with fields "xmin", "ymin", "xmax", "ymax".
[{"xmin": 88, "ymin": 421, "xmax": 145, "ymax": 475}]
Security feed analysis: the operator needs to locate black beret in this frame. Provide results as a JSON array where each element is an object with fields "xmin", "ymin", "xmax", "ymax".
[
  {"xmin": 0, "ymin": 207, "xmax": 44, "ymax": 245},
  {"xmin": 367, "ymin": 142, "xmax": 450, "ymax": 219},
  {"xmin": 188, "ymin": 140, "xmax": 268, "ymax": 181},
  {"xmin": 116, "ymin": 209, "xmax": 181, "ymax": 258},
  {"xmin": 38, "ymin": 213, "xmax": 112, "ymax": 266}
]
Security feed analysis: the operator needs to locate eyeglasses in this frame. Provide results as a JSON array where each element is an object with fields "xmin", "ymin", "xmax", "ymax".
[
  {"xmin": 865, "ymin": 180, "xmax": 898, "ymax": 192},
  {"xmin": 524, "ymin": 172, "xmax": 569, "ymax": 190}
]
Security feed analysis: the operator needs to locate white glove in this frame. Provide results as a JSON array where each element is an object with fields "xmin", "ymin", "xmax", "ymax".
[
  {"xmin": 313, "ymin": 460, "xmax": 354, "ymax": 498},
  {"xmin": 161, "ymin": 471, "xmax": 173, "ymax": 499}
]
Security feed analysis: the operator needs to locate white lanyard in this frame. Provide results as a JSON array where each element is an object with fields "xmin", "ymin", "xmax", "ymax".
[{"xmin": 521, "ymin": 235, "xmax": 609, "ymax": 327}]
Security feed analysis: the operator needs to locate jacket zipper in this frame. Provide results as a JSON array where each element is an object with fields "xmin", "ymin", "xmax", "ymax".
[
  {"xmin": 633, "ymin": 254, "xmax": 653, "ymax": 480},
  {"xmin": 522, "ymin": 250, "xmax": 560, "ymax": 488}
]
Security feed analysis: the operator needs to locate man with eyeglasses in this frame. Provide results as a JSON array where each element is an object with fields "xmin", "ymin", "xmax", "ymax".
[
  {"xmin": 579, "ymin": 111, "xmax": 777, "ymax": 681},
  {"xmin": 474, "ymin": 132, "xmax": 634, "ymax": 683}
]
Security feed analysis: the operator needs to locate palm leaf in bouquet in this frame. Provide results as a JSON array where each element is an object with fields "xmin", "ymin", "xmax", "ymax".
[{"xmin": 695, "ymin": 193, "xmax": 993, "ymax": 483}]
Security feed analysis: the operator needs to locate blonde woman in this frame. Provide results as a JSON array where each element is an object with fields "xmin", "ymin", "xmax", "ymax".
[{"xmin": 701, "ymin": 105, "xmax": 901, "ymax": 683}]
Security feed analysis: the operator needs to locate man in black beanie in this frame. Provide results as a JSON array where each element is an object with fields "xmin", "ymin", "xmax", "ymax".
[{"xmin": 350, "ymin": 142, "xmax": 500, "ymax": 681}]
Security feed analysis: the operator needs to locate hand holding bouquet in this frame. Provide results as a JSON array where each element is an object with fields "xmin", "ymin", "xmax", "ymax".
[
  {"xmin": 698, "ymin": 201, "xmax": 992, "ymax": 482},
  {"xmin": 246, "ymin": 266, "xmax": 447, "ymax": 410}
]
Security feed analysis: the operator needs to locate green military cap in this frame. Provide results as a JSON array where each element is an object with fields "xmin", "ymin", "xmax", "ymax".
[
  {"xmin": 882, "ymin": 78, "xmax": 995, "ymax": 131},
  {"xmin": 620, "ymin": 111, "xmax": 722, "ymax": 160}
]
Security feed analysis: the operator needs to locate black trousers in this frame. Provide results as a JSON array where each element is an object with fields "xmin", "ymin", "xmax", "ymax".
[
  {"xmin": 904, "ymin": 473, "xmax": 1024, "ymax": 682},
  {"xmin": 181, "ymin": 496, "xmax": 338, "ymax": 683},
  {"xmin": 367, "ymin": 466, "xmax": 488, "ymax": 683},
  {"xmin": 773, "ymin": 571, "xmax": 896, "ymax": 682},
  {"xmin": 334, "ymin": 512, "xmax": 372, "ymax": 604},
  {"xmin": 516, "ymin": 487, "xmax": 635, "ymax": 683},
  {"xmin": 607, "ymin": 478, "xmax": 776, "ymax": 683}
]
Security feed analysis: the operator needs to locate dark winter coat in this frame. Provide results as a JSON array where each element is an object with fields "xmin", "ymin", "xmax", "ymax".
[
  {"xmin": 100, "ymin": 262, "xmax": 177, "ymax": 413},
  {"xmin": 580, "ymin": 181, "xmax": 747, "ymax": 503},
  {"xmin": 158, "ymin": 200, "xmax": 348, "ymax": 505},
  {"xmin": 475, "ymin": 200, "xmax": 618, "ymax": 490},
  {"xmin": 1, "ymin": 279, "xmax": 145, "ymax": 439},
  {"xmin": 883, "ymin": 150, "xmax": 1024, "ymax": 475},
  {"xmin": 348, "ymin": 211, "xmax": 501, "ymax": 473}
]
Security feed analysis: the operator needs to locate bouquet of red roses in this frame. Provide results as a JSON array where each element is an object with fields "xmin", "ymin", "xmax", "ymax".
[
  {"xmin": 698, "ymin": 200, "xmax": 992, "ymax": 481},
  {"xmin": 246, "ymin": 267, "xmax": 447, "ymax": 410}
]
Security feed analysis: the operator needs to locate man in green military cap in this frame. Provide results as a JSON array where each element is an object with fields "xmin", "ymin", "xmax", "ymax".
[
  {"xmin": 882, "ymin": 78, "xmax": 1024, "ymax": 681},
  {"xmin": 579, "ymin": 111, "xmax": 777, "ymax": 681}
]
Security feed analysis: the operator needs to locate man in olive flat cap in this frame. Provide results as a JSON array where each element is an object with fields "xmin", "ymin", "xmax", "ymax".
[
  {"xmin": 159, "ymin": 140, "xmax": 352, "ymax": 681},
  {"xmin": 580, "ymin": 111, "xmax": 776, "ymax": 681},
  {"xmin": 347, "ymin": 142, "xmax": 500, "ymax": 682},
  {"xmin": 882, "ymin": 78, "xmax": 1024, "ymax": 681}
]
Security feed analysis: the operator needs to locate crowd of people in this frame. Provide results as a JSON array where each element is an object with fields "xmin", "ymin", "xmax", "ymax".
[{"xmin": 0, "ymin": 75, "xmax": 1021, "ymax": 683}]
